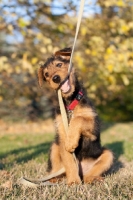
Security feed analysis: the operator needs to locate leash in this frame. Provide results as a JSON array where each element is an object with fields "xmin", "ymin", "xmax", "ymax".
[
  {"xmin": 18, "ymin": 0, "xmax": 85, "ymax": 188},
  {"xmin": 68, "ymin": 0, "xmax": 85, "ymax": 74},
  {"xmin": 57, "ymin": 0, "xmax": 85, "ymax": 170},
  {"xmin": 58, "ymin": 90, "xmax": 78, "ymax": 169}
]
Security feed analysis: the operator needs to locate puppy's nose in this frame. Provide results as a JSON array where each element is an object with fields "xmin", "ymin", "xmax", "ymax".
[{"xmin": 52, "ymin": 75, "xmax": 61, "ymax": 84}]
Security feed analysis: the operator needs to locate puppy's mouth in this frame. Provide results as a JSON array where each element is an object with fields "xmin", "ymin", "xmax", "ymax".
[{"xmin": 60, "ymin": 79, "xmax": 71, "ymax": 93}]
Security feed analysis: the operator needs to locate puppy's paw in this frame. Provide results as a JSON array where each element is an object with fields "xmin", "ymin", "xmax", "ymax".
[
  {"xmin": 84, "ymin": 176, "xmax": 104, "ymax": 183},
  {"xmin": 67, "ymin": 176, "xmax": 81, "ymax": 185},
  {"xmin": 65, "ymin": 139, "xmax": 78, "ymax": 153}
]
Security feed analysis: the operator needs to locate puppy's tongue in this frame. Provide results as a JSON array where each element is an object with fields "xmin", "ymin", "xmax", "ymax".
[{"xmin": 61, "ymin": 79, "xmax": 70, "ymax": 93}]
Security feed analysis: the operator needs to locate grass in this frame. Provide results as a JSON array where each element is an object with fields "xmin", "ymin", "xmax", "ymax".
[
  {"xmin": 101, "ymin": 122, "xmax": 133, "ymax": 161},
  {"xmin": 0, "ymin": 131, "xmax": 53, "ymax": 168},
  {"xmin": 0, "ymin": 120, "xmax": 133, "ymax": 199}
]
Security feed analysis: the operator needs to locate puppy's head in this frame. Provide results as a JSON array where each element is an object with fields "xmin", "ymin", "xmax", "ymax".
[{"xmin": 38, "ymin": 47, "xmax": 76, "ymax": 98}]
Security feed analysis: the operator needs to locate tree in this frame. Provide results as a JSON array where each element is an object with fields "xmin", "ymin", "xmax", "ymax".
[{"xmin": 0, "ymin": 0, "xmax": 133, "ymax": 121}]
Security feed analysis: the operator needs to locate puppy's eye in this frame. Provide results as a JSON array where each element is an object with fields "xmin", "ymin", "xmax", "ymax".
[
  {"xmin": 56, "ymin": 63, "xmax": 62, "ymax": 68},
  {"xmin": 45, "ymin": 72, "xmax": 49, "ymax": 77}
]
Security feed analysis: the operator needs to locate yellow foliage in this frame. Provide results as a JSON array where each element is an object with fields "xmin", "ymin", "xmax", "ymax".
[
  {"xmin": 85, "ymin": 49, "xmax": 91, "ymax": 55},
  {"xmin": 109, "ymin": 22, "xmax": 115, "ymax": 28},
  {"xmin": 31, "ymin": 57, "xmax": 38, "ymax": 65},
  {"xmin": 121, "ymin": 25, "xmax": 130, "ymax": 34},
  {"xmin": 0, "ymin": 56, "xmax": 8, "ymax": 63},
  {"xmin": 107, "ymin": 75, "xmax": 116, "ymax": 85},
  {"xmin": 128, "ymin": 60, "xmax": 133, "ymax": 67},
  {"xmin": 130, "ymin": 52, "xmax": 133, "ymax": 58},
  {"xmin": 118, "ymin": 19, "xmax": 130, "ymax": 34},
  {"xmin": 40, "ymin": 47, "xmax": 47, "ymax": 53},
  {"xmin": 103, "ymin": 0, "xmax": 125, "ymax": 7},
  {"xmin": 18, "ymin": 18, "xmax": 30, "ymax": 28},
  {"xmin": 91, "ymin": 50, "xmax": 97, "ymax": 56},
  {"xmin": 15, "ymin": 66, "xmax": 21, "ymax": 74},
  {"xmin": 104, "ymin": 54, "xmax": 109, "ymax": 60},
  {"xmin": 7, "ymin": 24, "xmax": 13, "ymax": 32},
  {"xmin": 118, "ymin": 54, "xmax": 124, "ymax": 62},
  {"xmin": 121, "ymin": 74, "xmax": 130, "ymax": 85},
  {"xmin": 81, "ymin": 27, "xmax": 87, "ymax": 36},
  {"xmin": 53, "ymin": 47, "xmax": 59, "ymax": 53},
  {"xmin": 47, "ymin": 45, "xmax": 53, "ymax": 53},
  {"xmin": 0, "ymin": 96, "xmax": 3, "ymax": 102},
  {"xmin": 74, "ymin": 53, "xmax": 84, "ymax": 69},
  {"xmin": 90, "ymin": 85, "xmax": 96, "ymax": 92},
  {"xmin": 23, "ymin": 53, "xmax": 28, "ymax": 60},
  {"xmin": 104, "ymin": 0, "xmax": 116, "ymax": 7},
  {"xmin": 22, "ymin": 59, "xmax": 34, "ymax": 74},
  {"xmin": 1, "ymin": 0, "xmax": 133, "ymax": 122},
  {"xmin": 107, "ymin": 65, "xmax": 114, "ymax": 73},
  {"xmin": 0, "ymin": 56, "xmax": 12, "ymax": 74},
  {"xmin": 36, "ymin": 34, "xmax": 52, "ymax": 45},
  {"xmin": 58, "ymin": 24, "xmax": 64, "ymax": 32},
  {"xmin": 116, "ymin": 0, "xmax": 125, "ymax": 7},
  {"xmin": 37, "ymin": 33, "xmax": 43, "ymax": 40},
  {"xmin": 106, "ymin": 47, "xmax": 113, "ymax": 55},
  {"xmin": 129, "ymin": 22, "xmax": 133, "ymax": 29},
  {"xmin": 43, "ymin": 37, "xmax": 52, "ymax": 44}
]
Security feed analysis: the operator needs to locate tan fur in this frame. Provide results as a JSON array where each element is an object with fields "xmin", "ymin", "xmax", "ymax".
[
  {"xmin": 83, "ymin": 149, "xmax": 113, "ymax": 183},
  {"xmin": 55, "ymin": 114, "xmax": 81, "ymax": 184},
  {"xmin": 50, "ymin": 143, "xmax": 63, "ymax": 173}
]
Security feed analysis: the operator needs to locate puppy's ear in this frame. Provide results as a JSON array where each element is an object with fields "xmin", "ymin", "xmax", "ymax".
[
  {"xmin": 54, "ymin": 47, "xmax": 72, "ymax": 59},
  {"xmin": 38, "ymin": 66, "xmax": 45, "ymax": 87}
]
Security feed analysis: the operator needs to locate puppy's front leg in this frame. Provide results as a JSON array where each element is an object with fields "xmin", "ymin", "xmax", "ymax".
[
  {"xmin": 56, "ymin": 115, "xmax": 81, "ymax": 185},
  {"xmin": 65, "ymin": 117, "xmax": 82, "ymax": 153},
  {"xmin": 60, "ymin": 143, "xmax": 81, "ymax": 185},
  {"xmin": 65, "ymin": 116, "xmax": 96, "ymax": 152}
]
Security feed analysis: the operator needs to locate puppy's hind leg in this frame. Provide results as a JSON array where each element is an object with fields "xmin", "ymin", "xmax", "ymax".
[
  {"xmin": 47, "ymin": 143, "xmax": 63, "ymax": 173},
  {"xmin": 47, "ymin": 143, "xmax": 66, "ymax": 183},
  {"xmin": 83, "ymin": 149, "xmax": 113, "ymax": 183}
]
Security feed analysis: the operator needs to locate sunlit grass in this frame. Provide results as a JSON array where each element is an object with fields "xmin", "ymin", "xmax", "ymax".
[
  {"xmin": 0, "ymin": 131, "xmax": 54, "ymax": 169},
  {"xmin": 101, "ymin": 122, "xmax": 133, "ymax": 161},
  {"xmin": 0, "ymin": 121, "xmax": 133, "ymax": 199}
]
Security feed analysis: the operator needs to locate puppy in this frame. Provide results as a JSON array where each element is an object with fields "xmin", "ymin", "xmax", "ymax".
[{"xmin": 38, "ymin": 47, "xmax": 113, "ymax": 185}]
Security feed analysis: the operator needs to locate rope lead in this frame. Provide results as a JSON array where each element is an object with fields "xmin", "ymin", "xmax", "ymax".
[{"xmin": 18, "ymin": 0, "xmax": 85, "ymax": 187}]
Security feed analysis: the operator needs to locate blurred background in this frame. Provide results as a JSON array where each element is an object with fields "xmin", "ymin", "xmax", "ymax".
[{"xmin": 0, "ymin": 0, "xmax": 133, "ymax": 122}]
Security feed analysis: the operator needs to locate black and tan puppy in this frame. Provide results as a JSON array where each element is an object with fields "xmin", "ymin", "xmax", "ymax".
[{"xmin": 38, "ymin": 47, "xmax": 113, "ymax": 185}]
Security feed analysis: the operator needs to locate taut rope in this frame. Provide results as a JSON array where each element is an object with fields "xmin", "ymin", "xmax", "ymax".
[{"xmin": 18, "ymin": 0, "xmax": 85, "ymax": 187}]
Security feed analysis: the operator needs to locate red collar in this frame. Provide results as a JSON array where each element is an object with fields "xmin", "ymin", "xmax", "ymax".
[{"xmin": 66, "ymin": 91, "xmax": 84, "ymax": 111}]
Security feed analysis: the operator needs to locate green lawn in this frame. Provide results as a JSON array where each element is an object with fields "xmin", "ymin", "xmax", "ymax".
[
  {"xmin": 101, "ymin": 122, "xmax": 133, "ymax": 161},
  {"xmin": 0, "ymin": 121, "xmax": 133, "ymax": 199},
  {"xmin": 0, "ymin": 131, "xmax": 54, "ymax": 169}
]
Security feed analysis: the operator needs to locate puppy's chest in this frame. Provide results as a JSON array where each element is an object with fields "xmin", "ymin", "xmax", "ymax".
[{"xmin": 66, "ymin": 110, "xmax": 73, "ymax": 123}]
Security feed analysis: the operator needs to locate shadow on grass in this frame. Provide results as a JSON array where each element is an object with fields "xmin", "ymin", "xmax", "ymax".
[
  {"xmin": 0, "ymin": 141, "xmax": 51, "ymax": 169},
  {"xmin": 0, "ymin": 133, "xmax": 125, "ymax": 175},
  {"xmin": 101, "ymin": 121, "xmax": 116, "ymax": 132},
  {"xmin": 101, "ymin": 122, "xmax": 126, "ymax": 174},
  {"xmin": 105, "ymin": 141, "xmax": 125, "ymax": 174}
]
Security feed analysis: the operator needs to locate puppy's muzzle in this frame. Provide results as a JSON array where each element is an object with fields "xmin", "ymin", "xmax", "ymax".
[{"xmin": 52, "ymin": 75, "xmax": 61, "ymax": 84}]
